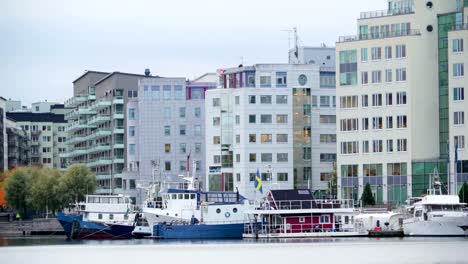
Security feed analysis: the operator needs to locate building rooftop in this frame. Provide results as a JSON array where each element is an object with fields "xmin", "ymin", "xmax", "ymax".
[
  {"xmin": 6, "ymin": 112, "xmax": 67, "ymax": 123},
  {"xmin": 94, "ymin": 71, "xmax": 161, "ymax": 86},
  {"xmin": 72, "ymin": 70, "xmax": 110, "ymax": 84}
]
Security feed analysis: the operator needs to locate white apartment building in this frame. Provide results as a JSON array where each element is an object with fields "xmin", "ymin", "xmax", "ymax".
[
  {"xmin": 205, "ymin": 64, "xmax": 337, "ymax": 199},
  {"xmin": 448, "ymin": 11, "xmax": 468, "ymax": 192},
  {"xmin": 336, "ymin": 0, "xmax": 468, "ymax": 205}
]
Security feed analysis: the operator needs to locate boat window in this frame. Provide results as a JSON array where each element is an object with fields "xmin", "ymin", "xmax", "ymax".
[
  {"xmin": 124, "ymin": 215, "xmax": 128, "ymax": 220},
  {"xmin": 344, "ymin": 216, "xmax": 349, "ymax": 224},
  {"xmin": 109, "ymin": 214, "xmax": 114, "ymax": 220},
  {"xmin": 216, "ymin": 208, "xmax": 221, "ymax": 214},
  {"xmin": 118, "ymin": 198, "xmax": 124, "ymax": 204},
  {"xmin": 101, "ymin": 197, "xmax": 109, "ymax": 204},
  {"xmin": 172, "ymin": 194, "xmax": 177, "ymax": 200},
  {"xmin": 184, "ymin": 194, "xmax": 190, "ymax": 200},
  {"xmin": 320, "ymin": 215, "xmax": 330, "ymax": 224},
  {"xmin": 299, "ymin": 217, "xmax": 305, "ymax": 223},
  {"xmin": 178, "ymin": 194, "xmax": 183, "ymax": 199},
  {"xmin": 190, "ymin": 194, "xmax": 196, "ymax": 200},
  {"xmin": 233, "ymin": 208, "xmax": 238, "ymax": 213},
  {"xmin": 98, "ymin": 213, "xmax": 103, "ymax": 220},
  {"xmin": 415, "ymin": 210, "xmax": 422, "ymax": 217}
]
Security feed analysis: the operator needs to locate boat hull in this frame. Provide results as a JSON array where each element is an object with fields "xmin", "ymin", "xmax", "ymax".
[
  {"xmin": 404, "ymin": 216, "xmax": 468, "ymax": 236},
  {"xmin": 57, "ymin": 212, "xmax": 134, "ymax": 239},
  {"xmin": 153, "ymin": 223, "xmax": 245, "ymax": 239}
]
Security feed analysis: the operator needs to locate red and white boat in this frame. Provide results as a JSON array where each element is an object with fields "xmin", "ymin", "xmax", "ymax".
[{"xmin": 243, "ymin": 189, "xmax": 367, "ymax": 238}]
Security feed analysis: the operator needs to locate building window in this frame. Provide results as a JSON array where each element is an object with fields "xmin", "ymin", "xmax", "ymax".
[
  {"xmin": 276, "ymin": 95, "xmax": 288, "ymax": 104},
  {"xmin": 179, "ymin": 125, "xmax": 186, "ymax": 135},
  {"xmin": 454, "ymin": 111, "xmax": 465, "ymax": 125},
  {"xmin": 179, "ymin": 107, "xmax": 186, "ymax": 118},
  {"xmin": 339, "ymin": 49, "xmax": 358, "ymax": 86},
  {"xmin": 164, "ymin": 144, "xmax": 171, "ymax": 153},
  {"xmin": 363, "ymin": 141, "xmax": 369, "ymax": 153},
  {"xmin": 213, "ymin": 117, "xmax": 220, "ymax": 126},
  {"xmin": 164, "ymin": 107, "xmax": 171, "ymax": 119},
  {"xmin": 453, "ymin": 39, "xmax": 464, "ymax": 53},
  {"xmin": 312, "ymin": 96, "xmax": 318, "ymax": 107},
  {"xmin": 372, "ymin": 94, "xmax": 382, "ymax": 106},
  {"xmin": 371, "ymin": 47, "xmax": 381, "ymax": 61},
  {"xmin": 194, "ymin": 125, "xmax": 201, "ymax": 136},
  {"xmin": 214, "ymin": 155, "xmax": 221, "ymax": 164},
  {"xmin": 372, "ymin": 117, "xmax": 383, "ymax": 130},
  {"xmin": 179, "ymin": 161, "xmax": 186, "ymax": 171},
  {"xmin": 386, "ymin": 93, "xmax": 393, "ymax": 106},
  {"xmin": 303, "ymin": 147, "xmax": 311, "ymax": 160},
  {"xmin": 260, "ymin": 95, "xmax": 272, "ymax": 104},
  {"xmin": 235, "ymin": 134, "xmax": 240, "ymax": 144},
  {"xmin": 261, "ymin": 134, "xmax": 272, "ymax": 143},
  {"xmin": 303, "ymin": 126, "xmax": 311, "ymax": 138},
  {"xmin": 320, "ymin": 115, "xmax": 336, "ymax": 124},
  {"xmin": 235, "ymin": 96, "xmax": 240, "ymax": 105},
  {"xmin": 195, "ymin": 143, "xmax": 202, "ymax": 153},
  {"xmin": 277, "ymin": 173, "xmax": 288, "ymax": 181},
  {"xmin": 320, "ymin": 153, "xmax": 336, "ymax": 162},
  {"xmin": 249, "ymin": 95, "xmax": 256, "ymax": 104},
  {"xmin": 387, "ymin": 139, "xmax": 394, "ymax": 152},
  {"xmin": 163, "ymin": 85, "xmax": 171, "ymax": 100},
  {"xmin": 363, "ymin": 164, "xmax": 383, "ymax": 176},
  {"xmin": 235, "ymin": 115, "xmax": 240, "ymax": 125},
  {"xmin": 277, "ymin": 153, "xmax": 288, "ymax": 162},
  {"xmin": 454, "ymin": 87, "xmax": 464, "ymax": 101},
  {"xmin": 261, "ymin": 153, "xmax": 273, "ymax": 162},
  {"xmin": 213, "ymin": 136, "xmax": 220, "ymax": 144},
  {"xmin": 277, "ymin": 134, "xmax": 288, "ymax": 143},
  {"xmin": 371, "ymin": 70, "xmax": 381, "ymax": 83},
  {"xmin": 129, "ymin": 144, "xmax": 136, "ymax": 155},
  {"xmin": 454, "ymin": 63, "xmax": 464, "ymax": 77},
  {"xmin": 165, "ymin": 161, "xmax": 171, "ymax": 171},
  {"xmin": 151, "ymin": 86, "xmax": 160, "ymax": 100},
  {"xmin": 361, "ymin": 48, "xmax": 368, "ymax": 62},
  {"xmin": 320, "ymin": 134, "xmax": 337, "ymax": 143},
  {"xmin": 128, "ymin": 126, "xmax": 135, "ymax": 137},
  {"xmin": 249, "ymin": 114, "xmax": 256, "ymax": 124},
  {"xmin": 249, "ymin": 153, "xmax": 257, "ymax": 162},
  {"xmin": 340, "ymin": 141, "xmax": 359, "ymax": 154},
  {"xmin": 397, "ymin": 115, "xmax": 408, "ymax": 128},
  {"xmin": 361, "ymin": 71, "xmax": 368, "ymax": 85},
  {"xmin": 362, "ymin": 95, "xmax": 369, "ymax": 107},
  {"xmin": 179, "ymin": 143, "xmax": 186, "ymax": 154},
  {"xmin": 373, "ymin": 140, "xmax": 383, "ymax": 153},
  {"xmin": 396, "ymin": 68, "xmax": 407, "ymax": 81},
  {"xmin": 396, "ymin": 44, "xmax": 406, "ymax": 58},
  {"xmin": 386, "ymin": 116, "xmax": 393, "ymax": 129},
  {"xmin": 260, "ymin": 76, "xmax": 271, "ymax": 87},
  {"xmin": 341, "ymin": 165, "xmax": 358, "ymax": 177},
  {"xmin": 260, "ymin": 114, "xmax": 272, "ymax": 124},
  {"xmin": 236, "ymin": 154, "xmax": 240, "ymax": 163},
  {"xmin": 164, "ymin": 126, "xmax": 171, "ymax": 136},
  {"xmin": 340, "ymin": 118, "xmax": 358, "ymax": 132},
  {"xmin": 320, "ymin": 96, "xmax": 330, "ymax": 107},
  {"xmin": 276, "ymin": 72, "xmax": 287, "ymax": 87},
  {"xmin": 455, "ymin": 135, "xmax": 465, "ymax": 149},
  {"xmin": 362, "ymin": 118, "xmax": 369, "ymax": 130},
  {"xmin": 128, "ymin": 108, "xmax": 136, "ymax": 120},
  {"xmin": 303, "ymin": 167, "xmax": 312, "ymax": 181},
  {"xmin": 194, "ymin": 107, "xmax": 201, "ymax": 118},
  {"xmin": 249, "ymin": 134, "xmax": 256, "ymax": 143},
  {"xmin": 385, "ymin": 46, "xmax": 392, "ymax": 59},
  {"xmin": 385, "ymin": 69, "xmax": 392, "ymax": 83},
  {"xmin": 303, "ymin": 104, "xmax": 311, "ymax": 116},
  {"xmin": 397, "ymin": 139, "xmax": 407, "ymax": 152},
  {"xmin": 212, "ymin": 98, "xmax": 220, "ymax": 107},
  {"xmin": 340, "ymin": 96, "xmax": 358, "ymax": 109},
  {"xmin": 276, "ymin": 114, "xmax": 288, "ymax": 124}
]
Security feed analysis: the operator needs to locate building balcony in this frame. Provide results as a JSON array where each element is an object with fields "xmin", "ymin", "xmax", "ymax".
[
  {"xmin": 88, "ymin": 115, "xmax": 111, "ymax": 125},
  {"xmin": 88, "ymin": 94, "xmax": 96, "ymax": 100},
  {"xmin": 88, "ymin": 144, "xmax": 111, "ymax": 154},
  {"xmin": 113, "ymin": 158, "xmax": 125, "ymax": 164},
  {"xmin": 113, "ymin": 143, "xmax": 124, "ymax": 149},
  {"xmin": 65, "ymin": 96, "xmax": 87, "ymax": 108},
  {"xmin": 68, "ymin": 147, "xmax": 88, "ymax": 158},
  {"xmin": 66, "ymin": 135, "xmax": 88, "ymax": 145},
  {"xmin": 113, "ymin": 97, "xmax": 124, "ymax": 105},
  {"xmin": 113, "ymin": 113, "xmax": 124, "ymax": 119},
  {"xmin": 95, "ymin": 188, "xmax": 112, "ymax": 194},
  {"xmin": 87, "ymin": 158, "xmax": 113, "ymax": 168},
  {"xmin": 30, "ymin": 130, "xmax": 41, "ymax": 136},
  {"xmin": 67, "ymin": 121, "xmax": 96, "ymax": 132},
  {"xmin": 88, "ymin": 129, "xmax": 112, "ymax": 140},
  {"xmin": 359, "ymin": 7, "xmax": 414, "ymax": 20},
  {"xmin": 113, "ymin": 128, "xmax": 125, "ymax": 134},
  {"xmin": 96, "ymin": 173, "xmax": 112, "ymax": 180},
  {"xmin": 338, "ymin": 29, "xmax": 420, "ymax": 43},
  {"xmin": 89, "ymin": 99, "xmax": 111, "ymax": 111},
  {"xmin": 450, "ymin": 23, "xmax": 468, "ymax": 32}
]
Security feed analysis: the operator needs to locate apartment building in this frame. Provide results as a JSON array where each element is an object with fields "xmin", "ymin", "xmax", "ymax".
[
  {"xmin": 6, "ymin": 111, "xmax": 68, "ymax": 169},
  {"xmin": 123, "ymin": 74, "xmax": 216, "ymax": 203},
  {"xmin": 448, "ymin": 6, "xmax": 468, "ymax": 193},
  {"xmin": 0, "ymin": 97, "xmax": 6, "ymax": 172},
  {"xmin": 336, "ymin": 0, "xmax": 468, "ymax": 205},
  {"xmin": 205, "ymin": 64, "xmax": 337, "ymax": 199},
  {"xmin": 5, "ymin": 117, "xmax": 29, "ymax": 169},
  {"xmin": 64, "ymin": 70, "xmax": 161, "ymax": 196}
]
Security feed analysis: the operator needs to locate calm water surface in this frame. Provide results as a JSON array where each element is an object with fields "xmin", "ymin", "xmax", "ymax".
[{"xmin": 0, "ymin": 236, "xmax": 467, "ymax": 264}]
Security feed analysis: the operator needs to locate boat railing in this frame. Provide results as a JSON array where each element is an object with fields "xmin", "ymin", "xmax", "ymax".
[
  {"xmin": 243, "ymin": 222, "xmax": 357, "ymax": 235},
  {"xmin": 257, "ymin": 199, "xmax": 354, "ymax": 210}
]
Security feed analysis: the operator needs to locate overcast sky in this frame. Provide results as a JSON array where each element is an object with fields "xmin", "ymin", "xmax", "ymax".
[{"xmin": 0, "ymin": 0, "xmax": 383, "ymax": 106}]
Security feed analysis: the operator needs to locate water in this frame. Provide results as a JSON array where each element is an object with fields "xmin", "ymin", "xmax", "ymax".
[{"xmin": 0, "ymin": 236, "xmax": 467, "ymax": 264}]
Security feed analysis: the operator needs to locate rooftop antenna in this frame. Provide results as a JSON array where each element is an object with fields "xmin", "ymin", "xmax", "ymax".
[
  {"xmin": 293, "ymin": 27, "xmax": 299, "ymax": 59},
  {"xmin": 281, "ymin": 29, "xmax": 293, "ymax": 50}
]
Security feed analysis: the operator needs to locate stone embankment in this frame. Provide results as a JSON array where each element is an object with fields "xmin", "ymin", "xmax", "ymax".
[{"xmin": 0, "ymin": 218, "xmax": 64, "ymax": 237}]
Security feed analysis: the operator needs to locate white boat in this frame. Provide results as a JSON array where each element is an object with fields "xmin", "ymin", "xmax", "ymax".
[{"xmin": 403, "ymin": 171, "xmax": 468, "ymax": 236}]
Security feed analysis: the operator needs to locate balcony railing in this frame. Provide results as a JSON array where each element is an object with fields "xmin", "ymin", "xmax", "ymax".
[
  {"xmin": 360, "ymin": 7, "xmax": 414, "ymax": 19},
  {"xmin": 258, "ymin": 199, "xmax": 355, "ymax": 210},
  {"xmin": 338, "ymin": 29, "xmax": 420, "ymax": 43},
  {"xmin": 451, "ymin": 23, "xmax": 468, "ymax": 31}
]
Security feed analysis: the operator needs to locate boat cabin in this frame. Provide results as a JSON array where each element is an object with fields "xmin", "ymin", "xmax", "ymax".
[{"xmin": 81, "ymin": 195, "xmax": 135, "ymax": 224}]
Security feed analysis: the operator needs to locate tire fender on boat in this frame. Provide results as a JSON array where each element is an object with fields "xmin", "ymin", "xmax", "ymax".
[{"xmin": 225, "ymin": 212, "xmax": 231, "ymax": 218}]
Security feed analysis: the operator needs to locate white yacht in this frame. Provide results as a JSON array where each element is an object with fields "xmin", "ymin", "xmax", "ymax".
[{"xmin": 403, "ymin": 172, "xmax": 468, "ymax": 236}]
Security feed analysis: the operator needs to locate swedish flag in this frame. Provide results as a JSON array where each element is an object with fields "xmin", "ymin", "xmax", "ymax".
[{"xmin": 254, "ymin": 169, "xmax": 263, "ymax": 193}]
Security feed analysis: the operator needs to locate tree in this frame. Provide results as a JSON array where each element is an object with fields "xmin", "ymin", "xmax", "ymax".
[
  {"xmin": 29, "ymin": 168, "xmax": 64, "ymax": 216},
  {"xmin": 61, "ymin": 164, "xmax": 97, "ymax": 204},
  {"xmin": 0, "ymin": 171, "xmax": 7, "ymax": 207},
  {"xmin": 459, "ymin": 182, "xmax": 468, "ymax": 204},
  {"xmin": 5, "ymin": 167, "xmax": 32, "ymax": 216},
  {"xmin": 361, "ymin": 183, "xmax": 376, "ymax": 207}
]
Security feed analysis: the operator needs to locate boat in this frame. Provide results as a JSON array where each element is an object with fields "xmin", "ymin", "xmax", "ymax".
[
  {"xmin": 131, "ymin": 213, "xmax": 151, "ymax": 238},
  {"xmin": 403, "ymin": 170, "xmax": 468, "ymax": 236},
  {"xmin": 243, "ymin": 189, "xmax": 367, "ymax": 238},
  {"xmin": 57, "ymin": 194, "xmax": 137, "ymax": 239}
]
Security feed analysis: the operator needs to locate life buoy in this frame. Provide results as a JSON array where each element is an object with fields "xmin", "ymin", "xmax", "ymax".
[{"xmin": 225, "ymin": 212, "xmax": 231, "ymax": 218}]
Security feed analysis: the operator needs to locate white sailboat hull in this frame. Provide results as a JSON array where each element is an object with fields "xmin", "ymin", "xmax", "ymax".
[{"xmin": 404, "ymin": 215, "xmax": 468, "ymax": 236}]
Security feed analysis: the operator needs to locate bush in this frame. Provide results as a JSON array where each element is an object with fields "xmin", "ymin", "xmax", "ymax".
[{"xmin": 361, "ymin": 183, "xmax": 376, "ymax": 207}]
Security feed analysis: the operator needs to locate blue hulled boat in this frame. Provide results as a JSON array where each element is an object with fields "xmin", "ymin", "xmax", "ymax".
[
  {"xmin": 153, "ymin": 222, "xmax": 245, "ymax": 239},
  {"xmin": 57, "ymin": 194, "xmax": 136, "ymax": 240}
]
